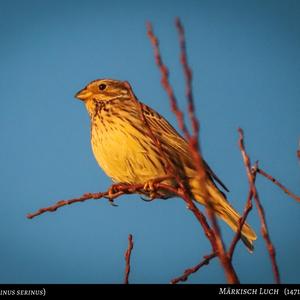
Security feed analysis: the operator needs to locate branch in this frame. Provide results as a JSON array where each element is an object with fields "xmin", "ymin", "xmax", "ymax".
[
  {"xmin": 170, "ymin": 252, "xmax": 216, "ymax": 284},
  {"xmin": 27, "ymin": 191, "xmax": 109, "ymax": 219},
  {"xmin": 146, "ymin": 21, "xmax": 190, "ymax": 141},
  {"xmin": 175, "ymin": 17, "xmax": 199, "ymax": 140},
  {"xmin": 175, "ymin": 19, "xmax": 235, "ymax": 279},
  {"xmin": 228, "ymin": 190, "xmax": 253, "ymax": 260},
  {"xmin": 147, "ymin": 19, "xmax": 239, "ymax": 284},
  {"xmin": 175, "ymin": 17, "xmax": 239, "ymax": 284},
  {"xmin": 124, "ymin": 234, "xmax": 134, "ymax": 284},
  {"xmin": 238, "ymin": 128, "xmax": 280, "ymax": 284},
  {"xmin": 27, "ymin": 182, "xmax": 179, "ymax": 219},
  {"xmin": 145, "ymin": 22, "xmax": 215, "ymax": 251},
  {"xmin": 256, "ymin": 167, "xmax": 300, "ymax": 203},
  {"xmin": 227, "ymin": 164, "xmax": 257, "ymax": 259}
]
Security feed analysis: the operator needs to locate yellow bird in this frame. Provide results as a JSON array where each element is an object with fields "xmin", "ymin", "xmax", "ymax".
[{"xmin": 75, "ymin": 78, "xmax": 257, "ymax": 251}]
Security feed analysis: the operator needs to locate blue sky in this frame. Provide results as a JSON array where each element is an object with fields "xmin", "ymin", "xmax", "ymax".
[{"xmin": 0, "ymin": 0, "xmax": 299, "ymax": 283}]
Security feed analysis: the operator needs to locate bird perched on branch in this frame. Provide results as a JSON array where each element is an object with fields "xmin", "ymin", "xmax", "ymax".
[{"xmin": 75, "ymin": 78, "xmax": 257, "ymax": 251}]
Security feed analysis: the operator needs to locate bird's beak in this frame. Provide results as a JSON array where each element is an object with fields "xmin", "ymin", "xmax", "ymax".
[{"xmin": 75, "ymin": 87, "xmax": 93, "ymax": 101}]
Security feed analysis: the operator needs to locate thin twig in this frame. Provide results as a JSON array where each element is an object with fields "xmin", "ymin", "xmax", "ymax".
[
  {"xmin": 228, "ymin": 189, "xmax": 253, "ymax": 259},
  {"xmin": 27, "ymin": 182, "xmax": 178, "ymax": 219},
  {"xmin": 175, "ymin": 17, "xmax": 239, "ymax": 284},
  {"xmin": 146, "ymin": 22, "xmax": 218, "ymax": 247},
  {"xmin": 146, "ymin": 22, "xmax": 190, "ymax": 141},
  {"xmin": 124, "ymin": 234, "xmax": 134, "ymax": 284},
  {"xmin": 175, "ymin": 17, "xmax": 199, "ymax": 141},
  {"xmin": 227, "ymin": 163, "xmax": 257, "ymax": 259},
  {"xmin": 175, "ymin": 18, "xmax": 233, "ymax": 277},
  {"xmin": 27, "ymin": 191, "xmax": 108, "ymax": 219},
  {"xmin": 170, "ymin": 252, "xmax": 216, "ymax": 284},
  {"xmin": 238, "ymin": 128, "xmax": 280, "ymax": 284},
  {"xmin": 147, "ymin": 19, "xmax": 239, "ymax": 284},
  {"xmin": 256, "ymin": 167, "xmax": 300, "ymax": 203}
]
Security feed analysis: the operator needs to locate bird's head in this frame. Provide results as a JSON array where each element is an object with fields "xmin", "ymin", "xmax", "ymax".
[{"xmin": 75, "ymin": 79, "xmax": 131, "ymax": 103}]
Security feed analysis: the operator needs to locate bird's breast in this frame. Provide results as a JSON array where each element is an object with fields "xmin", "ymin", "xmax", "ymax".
[{"xmin": 90, "ymin": 114, "xmax": 167, "ymax": 184}]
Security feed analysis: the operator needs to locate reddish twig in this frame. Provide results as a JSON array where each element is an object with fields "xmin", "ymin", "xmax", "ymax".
[
  {"xmin": 147, "ymin": 19, "xmax": 239, "ymax": 284},
  {"xmin": 175, "ymin": 18, "xmax": 239, "ymax": 283},
  {"xmin": 227, "ymin": 164, "xmax": 257, "ymax": 259},
  {"xmin": 146, "ymin": 22, "xmax": 190, "ymax": 141},
  {"xmin": 27, "ymin": 191, "xmax": 109, "ymax": 219},
  {"xmin": 228, "ymin": 189, "xmax": 253, "ymax": 259},
  {"xmin": 147, "ymin": 20, "xmax": 207, "ymax": 189},
  {"xmin": 238, "ymin": 128, "xmax": 280, "ymax": 284},
  {"xmin": 27, "ymin": 181, "xmax": 217, "ymax": 228},
  {"xmin": 27, "ymin": 182, "xmax": 178, "ymax": 219},
  {"xmin": 175, "ymin": 17, "xmax": 199, "ymax": 141},
  {"xmin": 175, "ymin": 18, "xmax": 239, "ymax": 284},
  {"xmin": 256, "ymin": 167, "xmax": 300, "ymax": 203},
  {"xmin": 124, "ymin": 234, "xmax": 134, "ymax": 284},
  {"xmin": 175, "ymin": 17, "xmax": 229, "ymax": 257},
  {"xmin": 170, "ymin": 252, "xmax": 217, "ymax": 284}
]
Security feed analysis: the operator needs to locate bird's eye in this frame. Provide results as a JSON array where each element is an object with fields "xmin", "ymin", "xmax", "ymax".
[{"xmin": 98, "ymin": 84, "xmax": 107, "ymax": 91}]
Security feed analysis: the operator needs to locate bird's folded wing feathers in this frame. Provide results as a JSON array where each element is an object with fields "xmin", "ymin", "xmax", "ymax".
[{"xmin": 140, "ymin": 103, "xmax": 229, "ymax": 194}]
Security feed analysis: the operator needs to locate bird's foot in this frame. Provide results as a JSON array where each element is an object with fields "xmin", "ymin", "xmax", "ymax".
[
  {"xmin": 105, "ymin": 183, "xmax": 130, "ymax": 206},
  {"xmin": 143, "ymin": 175, "xmax": 173, "ymax": 190},
  {"xmin": 142, "ymin": 176, "xmax": 173, "ymax": 200},
  {"xmin": 143, "ymin": 179, "xmax": 160, "ymax": 200}
]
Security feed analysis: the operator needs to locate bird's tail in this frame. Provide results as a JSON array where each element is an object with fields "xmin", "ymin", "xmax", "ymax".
[{"xmin": 193, "ymin": 179, "xmax": 257, "ymax": 252}]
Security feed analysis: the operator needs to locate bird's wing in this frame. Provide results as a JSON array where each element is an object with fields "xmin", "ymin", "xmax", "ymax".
[
  {"xmin": 140, "ymin": 103, "xmax": 192, "ymax": 160},
  {"xmin": 140, "ymin": 103, "xmax": 229, "ymax": 193}
]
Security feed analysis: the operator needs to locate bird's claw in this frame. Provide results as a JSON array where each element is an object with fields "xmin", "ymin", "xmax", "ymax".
[
  {"xmin": 108, "ymin": 198, "xmax": 118, "ymax": 207},
  {"xmin": 143, "ymin": 180, "xmax": 155, "ymax": 192},
  {"xmin": 143, "ymin": 180, "xmax": 160, "ymax": 200},
  {"xmin": 140, "ymin": 196, "xmax": 156, "ymax": 202},
  {"xmin": 107, "ymin": 184, "xmax": 118, "ymax": 198},
  {"xmin": 140, "ymin": 196, "xmax": 154, "ymax": 202},
  {"xmin": 105, "ymin": 183, "xmax": 127, "ymax": 206}
]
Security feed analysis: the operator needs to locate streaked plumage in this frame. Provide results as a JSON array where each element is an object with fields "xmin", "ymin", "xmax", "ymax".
[{"xmin": 75, "ymin": 78, "xmax": 257, "ymax": 251}]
